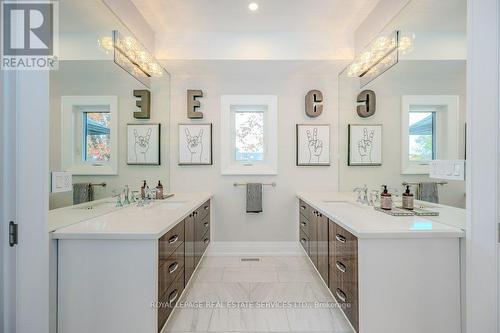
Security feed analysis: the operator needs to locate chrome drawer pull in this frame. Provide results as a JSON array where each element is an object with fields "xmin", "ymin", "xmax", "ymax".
[
  {"xmin": 336, "ymin": 288, "xmax": 347, "ymax": 303},
  {"xmin": 300, "ymin": 238, "xmax": 307, "ymax": 243},
  {"xmin": 335, "ymin": 234, "xmax": 346, "ymax": 243},
  {"xmin": 168, "ymin": 262, "xmax": 179, "ymax": 274},
  {"xmin": 204, "ymin": 238, "xmax": 210, "ymax": 244},
  {"xmin": 204, "ymin": 206, "xmax": 209, "ymax": 210},
  {"xmin": 300, "ymin": 221, "xmax": 307, "ymax": 227},
  {"xmin": 168, "ymin": 235, "xmax": 179, "ymax": 244},
  {"xmin": 300, "ymin": 205, "xmax": 306, "ymax": 210},
  {"xmin": 204, "ymin": 222, "xmax": 209, "ymax": 227},
  {"xmin": 168, "ymin": 289, "xmax": 179, "ymax": 303},
  {"xmin": 336, "ymin": 261, "xmax": 346, "ymax": 273}
]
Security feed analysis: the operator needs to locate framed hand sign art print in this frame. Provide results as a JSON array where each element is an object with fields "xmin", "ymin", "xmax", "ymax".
[
  {"xmin": 178, "ymin": 123, "xmax": 213, "ymax": 165},
  {"xmin": 348, "ymin": 124, "xmax": 382, "ymax": 166},
  {"xmin": 127, "ymin": 123, "xmax": 161, "ymax": 165},
  {"xmin": 296, "ymin": 124, "xmax": 331, "ymax": 166}
]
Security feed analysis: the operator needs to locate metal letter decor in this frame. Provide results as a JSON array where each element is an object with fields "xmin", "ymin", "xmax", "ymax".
[
  {"xmin": 187, "ymin": 89, "xmax": 204, "ymax": 119},
  {"xmin": 356, "ymin": 90, "xmax": 376, "ymax": 118},
  {"xmin": 305, "ymin": 90, "xmax": 323, "ymax": 118},
  {"xmin": 133, "ymin": 90, "xmax": 151, "ymax": 119}
]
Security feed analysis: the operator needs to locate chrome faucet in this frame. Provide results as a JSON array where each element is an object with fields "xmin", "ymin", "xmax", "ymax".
[
  {"xmin": 353, "ymin": 185, "xmax": 370, "ymax": 205},
  {"xmin": 123, "ymin": 185, "xmax": 130, "ymax": 205}
]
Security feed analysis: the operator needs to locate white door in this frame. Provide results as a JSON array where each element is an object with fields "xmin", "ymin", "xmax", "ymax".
[
  {"xmin": 1, "ymin": 69, "xmax": 50, "ymax": 333},
  {"xmin": 467, "ymin": 0, "xmax": 500, "ymax": 332}
]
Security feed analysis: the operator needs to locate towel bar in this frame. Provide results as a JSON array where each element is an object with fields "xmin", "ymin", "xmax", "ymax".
[
  {"xmin": 402, "ymin": 181, "xmax": 447, "ymax": 186},
  {"xmin": 233, "ymin": 182, "xmax": 276, "ymax": 187},
  {"xmin": 89, "ymin": 182, "xmax": 107, "ymax": 187}
]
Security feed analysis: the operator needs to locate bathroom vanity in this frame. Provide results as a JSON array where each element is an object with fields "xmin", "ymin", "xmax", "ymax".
[
  {"xmin": 52, "ymin": 193, "xmax": 212, "ymax": 333},
  {"xmin": 298, "ymin": 192, "xmax": 464, "ymax": 333}
]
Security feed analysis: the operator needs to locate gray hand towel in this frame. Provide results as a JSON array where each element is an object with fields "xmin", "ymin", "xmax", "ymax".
[
  {"xmin": 73, "ymin": 183, "xmax": 94, "ymax": 205},
  {"xmin": 417, "ymin": 182, "xmax": 439, "ymax": 203},
  {"xmin": 246, "ymin": 183, "xmax": 263, "ymax": 213}
]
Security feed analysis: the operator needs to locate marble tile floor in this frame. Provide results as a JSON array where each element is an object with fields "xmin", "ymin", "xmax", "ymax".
[{"xmin": 163, "ymin": 255, "xmax": 353, "ymax": 333}]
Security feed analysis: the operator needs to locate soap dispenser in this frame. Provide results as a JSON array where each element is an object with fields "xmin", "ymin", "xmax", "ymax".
[
  {"xmin": 380, "ymin": 185, "xmax": 392, "ymax": 210},
  {"xmin": 402, "ymin": 185, "xmax": 414, "ymax": 210},
  {"xmin": 141, "ymin": 180, "xmax": 147, "ymax": 199},
  {"xmin": 156, "ymin": 181, "xmax": 164, "ymax": 200}
]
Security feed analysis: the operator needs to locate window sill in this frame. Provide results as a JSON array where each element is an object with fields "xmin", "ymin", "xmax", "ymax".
[
  {"xmin": 221, "ymin": 163, "xmax": 277, "ymax": 176},
  {"xmin": 66, "ymin": 164, "xmax": 118, "ymax": 176}
]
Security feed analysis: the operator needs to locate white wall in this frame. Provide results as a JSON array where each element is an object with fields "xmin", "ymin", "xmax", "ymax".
[
  {"xmin": 167, "ymin": 60, "xmax": 344, "ymax": 241},
  {"xmin": 338, "ymin": 60, "xmax": 466, "ymax": 208},
  {"xmin": 101, "ymin": 0, "xmax": 156, "ymax": 52},
  {"xmin": 354, "ymin": 0, "xmax": 411, "ymax": 52},
  {"xmin": 49, "ymin": 61, "xmax": 171, "ymax": 209}
]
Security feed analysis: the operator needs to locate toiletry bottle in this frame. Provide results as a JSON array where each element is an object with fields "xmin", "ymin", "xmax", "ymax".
[
  {"xmin": 141, "ymin": 180, "xmax": 147, "ymax": 199},
  {"xmin": 156, "ymin": 181, "xmax": 164, "ymax": 200},
  {"xmin": 380, "ymin": 185, "xmax": 392, "ymax": 210},
  {"xmin": 402, "ymin": 185, "xmax": 414, "ymax": 210}
]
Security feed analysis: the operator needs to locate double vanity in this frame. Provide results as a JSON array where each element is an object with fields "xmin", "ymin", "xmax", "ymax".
[
  {"xmin": 52, "ymin": 193, "xmax": 212, "ymax": 333},
  {"xmin": 298, "ymin": 192, "xmax": 464, "ymax": 333},
  {"xmin": 51, "ymin": 191, "xmax": 464, "ymax": 333}
]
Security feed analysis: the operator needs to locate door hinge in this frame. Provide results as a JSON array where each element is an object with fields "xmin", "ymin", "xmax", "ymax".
[{"xmin": 9, "ymin": 221, "xmax": 18, "ymax": 247}]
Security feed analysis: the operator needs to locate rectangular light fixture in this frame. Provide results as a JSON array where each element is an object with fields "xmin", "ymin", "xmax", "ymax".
[
  {"xmin": 348, "ymin": 30, "xmax": 406, "ymax": 87},
  {"xmin": 98, "ymin": 30, "xmax": 164, "ymax": 88}
]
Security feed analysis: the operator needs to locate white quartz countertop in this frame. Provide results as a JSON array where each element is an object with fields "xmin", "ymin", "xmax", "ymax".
[
  {"xmin": 52, "ymin": 193, "xmax": 212, "ymax": 240},
  {"xmin": 298, "ymin": 192, "xmax": 465, "ymax": 239}
]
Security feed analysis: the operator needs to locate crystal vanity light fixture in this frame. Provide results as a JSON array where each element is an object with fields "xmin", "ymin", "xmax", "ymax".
[
  {"xmin": 98, "ymin": 30, "xmax": 164, "ymax": 88},
  {"xmin": 348, "ymin": 30, "xmax": 414, "ymax": 87}
]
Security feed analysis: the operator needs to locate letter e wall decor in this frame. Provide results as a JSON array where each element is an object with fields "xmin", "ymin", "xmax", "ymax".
[
  {"xmin": 133, "ymin": 90, "xmax": 151, "ymax": 119},
  {"xmin": 187, "ymin": 89, "xmax": 204, "ymax": 119}
]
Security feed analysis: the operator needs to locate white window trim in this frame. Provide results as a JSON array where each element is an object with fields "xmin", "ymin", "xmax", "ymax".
[
  {"xmin": 61, "ymin": 95, "xmax": 118, "ymax": 175},
  {"xmin": 401, "ymin": 95, "xmax": 459, "ymax": 175},
  {"xmin": 220, "ymin": 95, "xmax": 278, "ymax": 175}
]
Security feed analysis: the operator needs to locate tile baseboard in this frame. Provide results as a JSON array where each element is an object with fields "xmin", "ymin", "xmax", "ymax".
[{"xmin": 206, "ymin": 241, "xmax": 303, "ymax": 256}]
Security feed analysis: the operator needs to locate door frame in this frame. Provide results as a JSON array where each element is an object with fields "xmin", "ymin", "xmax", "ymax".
[
  {"xmin": 466, "ymin": 0, "xmax": 500, "ymax": 332},
  {"xmin": 2, "ymin": 69, "xmax": 50, "ymax": 333}
]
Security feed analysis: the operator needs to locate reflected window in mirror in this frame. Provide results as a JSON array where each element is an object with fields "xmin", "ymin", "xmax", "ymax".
[
  {"xmin": 61, "ymin": 96, "xmax": 118, "ymax": 175},
  {"xmin": 409, "ymin": 110, "xmax": 436, "ymax": 162},
  {"xmin": 84, "ymin": 112, "xmax": 111, "ymax": 162},
  {"xmin": 401, "ymin": 95, "xmax": 459, "ymax": 174}
]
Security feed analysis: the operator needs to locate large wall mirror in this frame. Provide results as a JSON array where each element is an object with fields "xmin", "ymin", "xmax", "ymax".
[
  {"xmin": 338, "ymin": 0, "xmax": 466, "ymax": 208},
  {"xmin": 49, "ymin": 0, "xmax": 171, "ymax": 213}
]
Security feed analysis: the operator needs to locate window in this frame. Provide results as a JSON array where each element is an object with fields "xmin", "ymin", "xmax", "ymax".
[
  {"xmin": 84, "ymin": 112, "xmax": 111, "ymax": 162},
  {"xmin": 61, "ymin": 96, "xmax": 118, "ymax": 175},
  {"xmin": 221, "ymin": 95, "xmax": 278, "ymax": 175},
  {"xmin": 408, "ymin": 111, "xmax": 436, "ymax": 162},
  {"xmin": 234, "ymin": 108, "xmax": 264, "ymax": 162},
  {"xmin": 401, "ymin": 95, "xmax": 459, "ymax": 174}
]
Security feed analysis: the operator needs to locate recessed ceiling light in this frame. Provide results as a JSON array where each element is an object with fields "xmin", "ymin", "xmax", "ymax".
[{"xmin": 248, "ymin": 2, "xmax": 259, "ymax": 11}]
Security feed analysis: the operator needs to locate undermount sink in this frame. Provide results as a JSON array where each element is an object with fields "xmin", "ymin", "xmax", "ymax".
[
  {"xmin": 158, "ymin": 201, "xmax": 188, "ymax": 210},
  {"xmin": 73, "ymin": 201, "xmax": 116, "ymax": 210}
]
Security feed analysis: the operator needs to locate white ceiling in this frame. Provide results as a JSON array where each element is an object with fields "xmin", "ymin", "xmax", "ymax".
[{"xmin": 131, "ymin": 0, "xmax": 380, "ymax": 60}]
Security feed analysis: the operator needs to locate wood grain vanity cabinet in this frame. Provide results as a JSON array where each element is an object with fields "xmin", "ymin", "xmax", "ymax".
[
  {"xmin": 158, "ymin": 199, "xmax": 211, "ymax": 332},
  {"xmin": 329, "ymin": 220, "xmax": 359, "ymax": 332},
  {"xmin": 55, "ymin": 195, "xmax": 213, "ymax": 333},
  {"xmin": 299, "ymin": 200, "xmax": 358, "ymax": 332},
  {"xmin": 298, "ymin": 196, "xmax": 463, "ymax": 333}
]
